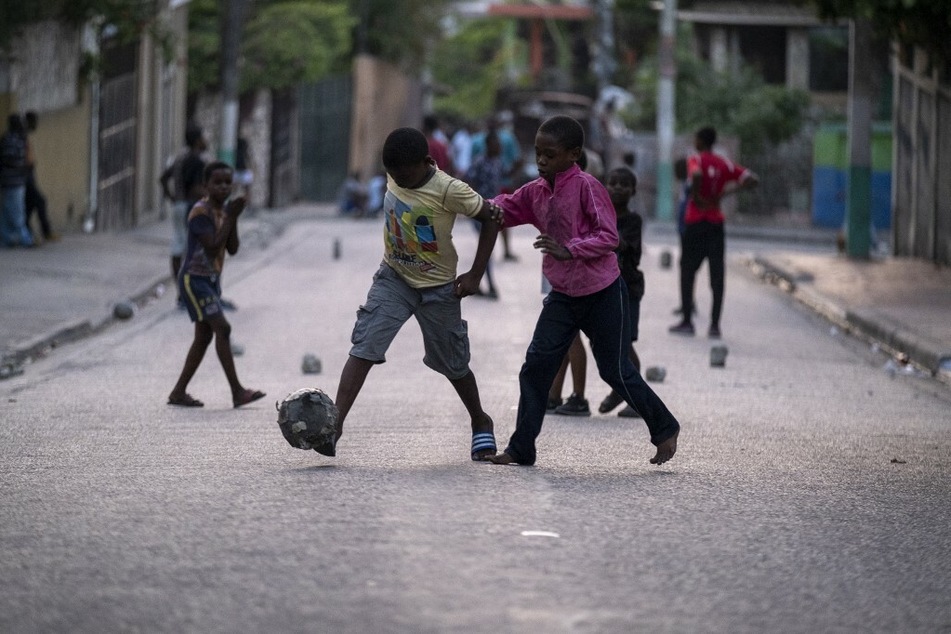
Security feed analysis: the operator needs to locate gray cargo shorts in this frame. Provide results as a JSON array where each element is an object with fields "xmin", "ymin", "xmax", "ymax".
[{"xmin": 349, "ymin": 264, "xmax": 471, "ymax": 379}]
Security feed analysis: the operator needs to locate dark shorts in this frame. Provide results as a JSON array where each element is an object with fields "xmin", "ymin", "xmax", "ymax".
[{"xmin": 180, "ymin": 273, "xmax": 222, "ymax": 323}]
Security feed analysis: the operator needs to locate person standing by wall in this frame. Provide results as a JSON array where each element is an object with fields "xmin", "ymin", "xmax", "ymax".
[
  {"xmin": 160, "ymin": 124, "xmax": 208, "ymax": 305},
  {"xmin": 23, "ymin": 112, "xmax": 57, "ymax": 243},
  {"xmin": 0, "ymin": 114, "xmax": 33, "ymax": 248}
]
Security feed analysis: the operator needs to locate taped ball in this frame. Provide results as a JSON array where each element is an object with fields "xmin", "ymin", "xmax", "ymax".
[{"xmin": 276, "ymin": 388, "xmax": 338, "ymax": 456}]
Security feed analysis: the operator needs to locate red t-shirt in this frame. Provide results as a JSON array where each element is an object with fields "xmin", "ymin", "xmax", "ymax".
[{"xmin": 684, "ymin": 151, "xmax": 750, "ymax": 225}]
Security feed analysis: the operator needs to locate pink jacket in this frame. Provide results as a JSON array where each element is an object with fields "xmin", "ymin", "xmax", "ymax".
[{"xmin": 493, "ymin": 164, "xmax": 620, "ymax": 297}]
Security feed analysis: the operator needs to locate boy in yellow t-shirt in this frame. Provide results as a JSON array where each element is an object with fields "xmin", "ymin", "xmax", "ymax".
[{"xmin": 331, "ymin": 127, "xmax": 503, "ymax": 461}]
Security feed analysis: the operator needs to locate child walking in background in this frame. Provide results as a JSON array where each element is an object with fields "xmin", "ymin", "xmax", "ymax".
[
  {"xmin": 596, "ymin": 167, "xmax": 645, "ymax": 418},
  {"xmin": 487, "ymin": 115, "xmax": 680, "ymax": 466},
  {"xmin": 168, "ymin": 161, "xmax": 265, "ymax": 409},
  {"xmin": 332, "ymin": 127, "xmax": 503, "ymax": 460}
]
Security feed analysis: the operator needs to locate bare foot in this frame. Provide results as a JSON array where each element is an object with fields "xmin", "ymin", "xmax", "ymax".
[
  {"xmin": 650, "ymin": 430, "xmax": 679, "ymax": 465},
  {"xmin": 486, "ymin": 452, "xmax": 517, "ymax": 465}
]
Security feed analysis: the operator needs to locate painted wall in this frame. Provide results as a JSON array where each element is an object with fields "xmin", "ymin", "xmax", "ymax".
[{"xmin": 29, "ymin": 101, "xmax": 92, "ymax": 234}]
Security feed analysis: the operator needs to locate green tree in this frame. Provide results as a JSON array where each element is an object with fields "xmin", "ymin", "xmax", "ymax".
[
  {"xmin": 811, "ymin": 0, "xmax": 951, "ymax": 65},
  {"xmin": 430, "ymin": 17, "xmax": 527, "ymax": 122},
  {"xmin": 188, "ymin": 0, "xmax": 353, "ymax": 94},
  {"xmin": 627, "ymin": 33, "xmax": 809, "ymax": 155},
  {"xmin": 349, "ymin": 0, "xmax": 449, "ymax": 70},
  {"xmin": 0, "ymin": 0, "xmax": 166, "ymax": 57},
  {"xmin": 613, "ymin": 0, "xmax": 659, "ymax": 86},
  {"xmin": 241, "ymin": 2, "xmax": 352, "ymax": 92}
]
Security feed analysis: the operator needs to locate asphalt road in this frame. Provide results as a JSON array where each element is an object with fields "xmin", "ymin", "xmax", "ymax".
[{"xmin": 2, "ymin": 216, "xmax": 949, "ymax": 633}]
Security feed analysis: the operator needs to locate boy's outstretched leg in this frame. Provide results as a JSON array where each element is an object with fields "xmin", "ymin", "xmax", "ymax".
[
  {"xmin": 448, "ymin": 369, "xmax": 496, "ymax": 460},
  {"xmin": 585, "ymin": 279, "xmax": 681, "ymax": 465},
  {"xmin": 333, "ymin": 355, "xmax": 375, "ymax": 444},
  {"xmin": 168, "ymin": 322, "xmax": 213, "ymax": 407}
]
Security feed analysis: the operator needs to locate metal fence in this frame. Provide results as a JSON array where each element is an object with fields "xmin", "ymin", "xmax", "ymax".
[
  {"xmin": 97, "ymin": 42, "xmax": 138, "ymax": 231},
  {"xmin": 299, "ymin": 75, "xmax": 352, "ymax": 202}
]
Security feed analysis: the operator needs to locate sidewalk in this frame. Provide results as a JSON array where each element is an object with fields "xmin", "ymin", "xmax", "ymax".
[
  {"xmin": 746, "ymin": 249, "xmax": 951, "ymax": 383},
  {"xmin": 0, "ymin": 202, "xmax": 334, "ymax": 378},
  {"xmin": 2, "ymin": 207, "xmax": 949, "ymax": 386}
]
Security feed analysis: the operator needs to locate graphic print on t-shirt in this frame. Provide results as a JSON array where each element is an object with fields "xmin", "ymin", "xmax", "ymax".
[{"xmin": 385, "ymin": 197, "xmax": 439, "ymax": 273}]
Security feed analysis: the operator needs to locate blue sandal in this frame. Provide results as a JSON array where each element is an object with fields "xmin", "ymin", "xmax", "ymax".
[{"xmin": 471, "ymin": 431, "xmax": 497, "ymax": 461}]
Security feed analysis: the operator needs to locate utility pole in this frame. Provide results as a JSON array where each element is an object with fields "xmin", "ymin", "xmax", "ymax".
[
  {"xmin": 845, "ymin": 17, "xmax": 872, "ymax": 258},
  {"xmin": 218, "ymin": 0, "xmax": 250, "ymax": 165},
  {"xmin": 655, "ymin": 0, "xmax": 677, "ymax": 222}
]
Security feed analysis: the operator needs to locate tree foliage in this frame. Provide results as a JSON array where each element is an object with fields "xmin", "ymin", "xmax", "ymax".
[
  {"xmin": 189, "ymin": 0, "xmax": 449, "ymax": 95},
  {"xmin": 810, "ymin": 0, "xmax": 951, "ymax": 65},
  {"xmin": 348, "ymin": 0, "xmax": 449, "ymax": 70},
  {"xmin": 240, "ymin": 2, "xmax": 353, "ymax": 92},
  {"xmin": 612, "ymin": 0, "xmax": 659, "ymax": 85},
  {"xmin": 188, "ymin": 0, "xmax": 353, "ymax": 94},
  {"xmin": 430, "ymin": 17, "xmax": 528, "ymax": 122},
  {"xmin": 628, "ymin": 41, "xmax": 810, "ymax": 155},
  {"xmin": 0, "ymin": 0, "xmax": 164, "ymax": 55}
]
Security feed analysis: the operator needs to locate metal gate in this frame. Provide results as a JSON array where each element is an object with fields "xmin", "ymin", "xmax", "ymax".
[
  {"xmin": 269, "ymin": 89, "xmax": 298, "ymax": 208},
  {"xmin": 299, "ymin": 75, "xmax": 351, "ymax": 201},
  {"xmin": 97, "ymin": 40, "xmax": 138, "ymax": 231}
]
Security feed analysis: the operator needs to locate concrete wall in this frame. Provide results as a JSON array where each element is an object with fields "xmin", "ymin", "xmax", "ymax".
[
  {"xmin": 348, "ymin": 55, "xmax": 422, "ymax": 181},
  {"xmin": 194, "ymin": 89, "xmax": 273, "ymax": 208},
  {"xmin": 29, "ymin": 99, "xmax": 93, "ymax": 234},
  {"xmin": 2, "ymin": 21, "xmax": 91, "ymax": 234},
  {"xmin": 10, "ymin": 21, "xmax": 81, "ymax": 112},
  {"xmin": 3, "ymin": 3, "xmax": 191, "ymax": 235}
]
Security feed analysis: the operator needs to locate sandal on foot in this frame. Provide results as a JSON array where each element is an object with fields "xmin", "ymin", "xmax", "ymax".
[
  {"xmin": 471, "ymin": 431, "xmax": 497, "ymax": 461},
  {"xmin": 233, "ymin": 389, "xmax": 266, "ymax": 409},
  {"xmin": 168, "ymin": 393, "xmax": 204, "ymax": 408}
]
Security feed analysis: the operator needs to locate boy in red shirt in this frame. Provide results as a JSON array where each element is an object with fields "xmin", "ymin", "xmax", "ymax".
[{"xmin": 669, "ymin": 127, "xmax": 758, "ymax": 339}]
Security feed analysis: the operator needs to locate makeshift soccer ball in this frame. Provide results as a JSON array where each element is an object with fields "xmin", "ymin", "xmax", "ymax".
[{"xmin": 276, "ymin": 387, "xmax": 338, "ymax": 456}]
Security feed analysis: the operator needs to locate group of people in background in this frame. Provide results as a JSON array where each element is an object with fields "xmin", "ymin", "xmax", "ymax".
[
  {"xmin": 338, "ymin": 111, "xmax": 524, "ymax": 266},
  {"xmin": 164, "ymin": 105, "xmax": 755, "ymax": 469},
  {"xmin": 335, "ymin": 110, "xmax": 758, "ymax": 429},
  {"xmin": 0, "ymin": 111, "xmax": 57, "ymax": 248}
]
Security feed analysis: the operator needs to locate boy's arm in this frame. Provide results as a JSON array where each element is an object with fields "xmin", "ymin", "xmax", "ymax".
[
  {"xmin": 718, "ymin": 168, "xmax": 760, "ymax": 202},
  {"xmin": 192, "ymin": 207, "xmax": 240, "ymax": 259},
  {"xmin": 490, "ymin": 184, "xmax": 535, "ymax": 230},
  {"xmin": 225, "ymin": 196, "xmax": 245, "ymax": 255},
  {"xmin": 454, "ymin": 201, "xmax": 502, "ymax": 297}
]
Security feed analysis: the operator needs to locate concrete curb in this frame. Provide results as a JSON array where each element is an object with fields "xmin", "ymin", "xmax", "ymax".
[
  {"xmin": 0, "ymin": 273, "xmax": 172, "ymax": 376},
  {"xmin": 648, "ymin": 221, "xmax": 838, "ymax": 246},
  {"xmin": 746, "ymin": 256, "xmax": 951, "ymax": 385}
]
